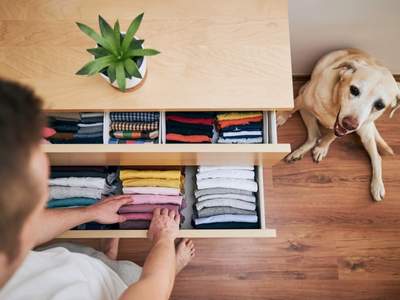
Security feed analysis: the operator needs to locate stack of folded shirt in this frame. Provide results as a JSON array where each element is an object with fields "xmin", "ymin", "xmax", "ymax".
[
  {"xmin": 109, "ymin": 112, "xmax": 159, "ymax": 144},
  {"xmin": 166, "ymin": 112, "xmax": 215, "ymax": 143},
  {"xmin": 216, "ymin": 112, "xmax": 263, "ymax": 144},
  {"xmin": 193, "ymin": 166, "xmax": 259, "ymax": 229},
  {"xmin": 46, "ymin": 112, "xmax": 104, "ymax": 144},
  {"xmin": 118, "ymin": 169, "xmax": 184, "ymax": 229}
]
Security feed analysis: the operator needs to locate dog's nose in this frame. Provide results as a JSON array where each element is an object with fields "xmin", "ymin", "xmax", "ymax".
[{"xmin": 341, "ymin": 116, "xmax": 359, "ymax": 131}]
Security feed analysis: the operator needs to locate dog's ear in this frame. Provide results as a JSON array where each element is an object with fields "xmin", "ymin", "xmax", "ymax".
[{"xmin": 333, "ymin": 61, "xmax": 358, "ymax": 79}]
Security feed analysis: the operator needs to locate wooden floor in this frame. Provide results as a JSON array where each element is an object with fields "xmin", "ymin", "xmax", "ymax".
[{"xmin": 61, "ymin": 82, "xmax": 400, "ymax": 299}]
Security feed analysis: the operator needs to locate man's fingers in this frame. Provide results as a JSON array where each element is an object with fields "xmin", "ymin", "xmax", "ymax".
[
  {"xmin": 117, "ymin": 196, "xmax": 134, "ymax": 207},
  {"xmin": 118, "ymin": 214, "xmax": 127, "ymax": 223},
  {"xmin": 168, "ymin": 209, "xmax": 176, "ymax": 218},
  {"xmin": 161, "ymin": 208, "xmax": 169, "ymax": 216},
  {"xmin": 153, "ymin": 208, "xmax": 161, "ymax": 216},
  {"xmin": 174, "ymin": 213, "xmax": 181, "ymax": 223}
]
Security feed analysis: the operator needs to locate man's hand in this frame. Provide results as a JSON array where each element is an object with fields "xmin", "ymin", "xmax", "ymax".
[
  {"xmin": 148, "ymin": 208, "xmax": 180, "ymax": 242},
  {"xmin": 88, "ymin": 195, "xmax": 133, "ymax": 224}
]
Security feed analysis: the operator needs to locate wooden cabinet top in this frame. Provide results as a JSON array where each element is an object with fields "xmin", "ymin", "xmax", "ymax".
[{"xmin": 0, "ymin": 0, "xmax": 293, "ymax": 111}]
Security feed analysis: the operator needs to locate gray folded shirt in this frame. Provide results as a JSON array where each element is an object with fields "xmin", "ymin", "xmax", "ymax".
[
  {"xmin": 194, "ymin": 187, "xmax": 253, "ymax": 198},
  {"xmin": 196, "ymin": 206, "xmax": 257, "ymax": 218}
]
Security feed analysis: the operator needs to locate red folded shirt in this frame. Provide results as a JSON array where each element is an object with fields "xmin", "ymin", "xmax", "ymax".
[{"xmin": 166, "ymin": 115, "xmax": 214, "ymax": 126}]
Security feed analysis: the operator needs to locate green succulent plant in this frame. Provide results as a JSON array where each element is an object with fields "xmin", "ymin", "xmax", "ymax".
[{"xmin": 75, "ymin": 13, "xmax": 160, "ymax": 91}]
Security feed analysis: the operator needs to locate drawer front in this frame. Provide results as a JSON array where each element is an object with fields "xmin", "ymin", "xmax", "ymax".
[
  {"xmin": 59, "ymin": 165, "xmax": 276, "ymax": 239},
  {"xmin": 44, "ymin": 111, "xmax": 290, "ymax": 167}
]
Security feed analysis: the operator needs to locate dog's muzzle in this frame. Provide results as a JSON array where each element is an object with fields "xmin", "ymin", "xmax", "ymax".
[{"xmin": 334, "ymin": 113, "xmax": 348, "ymax": 137}]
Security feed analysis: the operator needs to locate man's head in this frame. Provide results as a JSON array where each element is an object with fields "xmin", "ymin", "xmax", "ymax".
[
  {"xmin": 0, "ymin": 79, "xmax": 48, "ymax": 268},
  {"xmin": 333, "ymin": 60, "xmax": 400, "ymax": 137}
]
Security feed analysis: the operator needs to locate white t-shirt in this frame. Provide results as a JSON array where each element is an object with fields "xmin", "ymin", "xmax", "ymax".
[{"xmin": 0, "ymin": 247, "xmax": 127, "ymax": 300}]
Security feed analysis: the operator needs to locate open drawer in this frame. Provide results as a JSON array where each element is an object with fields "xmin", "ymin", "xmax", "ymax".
[
  {"xmin": 44, "ymin": 111, "xmax": 290, "ymax": 167},
  {"xmin": 59, "ymin": 165, "xmax": 275, "ymax": 239}
]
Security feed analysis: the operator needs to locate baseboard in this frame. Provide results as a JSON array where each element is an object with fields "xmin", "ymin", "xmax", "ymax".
[{"xmin": 293, "ymin": 74, "xmax": 400, "ymax": 82}]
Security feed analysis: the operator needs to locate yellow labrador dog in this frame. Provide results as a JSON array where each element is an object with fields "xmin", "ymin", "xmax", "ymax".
[{"xmin": 278, "ymin": 49, "xmax": 400, "ymax": 201}]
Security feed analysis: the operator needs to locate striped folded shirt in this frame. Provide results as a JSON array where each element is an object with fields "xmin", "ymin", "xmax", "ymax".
[
  {"xmin": 110, "ymin": 112, "xmax": 159, "ymax": 123},
  {"xmin": 110, "ymin": 121, "xmax": 159, "ymax": 131}
]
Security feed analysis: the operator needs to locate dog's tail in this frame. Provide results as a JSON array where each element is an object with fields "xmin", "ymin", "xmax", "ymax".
[{"xmin": 375, "ymin": 129, "xmax": 394, "ymax": 155}]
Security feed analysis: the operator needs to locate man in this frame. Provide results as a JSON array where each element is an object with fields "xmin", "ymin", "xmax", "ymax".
[{"xmin": 0, "ymin": 79, "xmax": 195, "ymax": 300}]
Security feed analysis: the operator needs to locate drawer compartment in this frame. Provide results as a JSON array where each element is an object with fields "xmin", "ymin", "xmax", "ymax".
[
  {"xmin": 44, "ymin": 111, "xmax": 290, "ymax": 167},
  {"xmin": 58, "ymin": 165, "xmax": 275, "ymax": 238}
]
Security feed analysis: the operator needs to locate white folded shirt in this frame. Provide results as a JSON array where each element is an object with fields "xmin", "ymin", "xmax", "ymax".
[
  {"xmin": 195, "ymin": 214, "xmax": 258, "ymax": 225},
  {"xmin": 197, "ymin": 193, "xmax": 256, "ymax": 203},
  {"xmin": 197, "ymin": 178, "xmax": 258, "ymax": 192},
  {"xmin": 197, "ymin": 166, "xmax": 254, "ymax": 172},
  {"xmin": 49, "ymin": 177, "xmax": 105, "ymax": 189},
  {"xmin": 196, "ymin": 169, "xmax": 255, "ymax": 180}
]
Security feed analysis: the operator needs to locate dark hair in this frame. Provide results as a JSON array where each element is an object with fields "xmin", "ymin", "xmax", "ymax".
[{"xmin": 0, "ymin": 79, "xmax": 45, "ymax": 261}]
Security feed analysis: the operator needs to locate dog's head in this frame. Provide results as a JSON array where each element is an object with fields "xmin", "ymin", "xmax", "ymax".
[{"xmin": 333, "ymin": 61, "xmax": 400, "ymax": 137}]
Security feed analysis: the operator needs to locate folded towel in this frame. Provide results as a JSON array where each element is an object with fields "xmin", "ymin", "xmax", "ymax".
[
  {"xmin": 119, "ymin": 220, "xmax": 151, "ymax": 229},
  {"xmin": 218, "ymin": 117, "xmax": 263, "ymax": 129},
  {"xmin": 216, "ymin": 112, "xmax": 263, "ymax": 121},
  {"xmin": 110, "ymin": 112, "xmax": 159, "ymax": 123},
  {"xmin": 120, "ymin": 170, "xmax": 181, "ymax": 180},
  {"xmin": 196, "ymin": 206, "xmax": 257, "ymax": 218},
  {"xmin": 49, "ymin": 177, "xmax": 106, "ymax": 189},
  {"xmin": 218, "ymin": 137, "xmax": 263, "ymax": 144},
  {"xmin": 129, "ymin": 194, "xmax": 183, "ymax": 206},
  {"xmin": 49, "ymin": 186, "xmax": 103, "ymax": 200},
  {"xmin": 221, "ymin": 130, "xmax": 262, "ymax": 137},
  {"xmin": 194, "ymin": 214, "xmax": 258, "ymax": 225},
  {"xmin": 194, "ymin": 187, "xmax": 253, "ymax": 198},
  {"xmin": 78, "ymin": 122, "xmax": 104, "ymax": 128},
  {"xmin": 47, "ymin": 197, "xmax": 97, "ymax": 208},
  {"xmin": 110, "ymin": 130, "xmax": 158, "ymax": 140},
  {"xmin": 166, "ymin": 133, "xmax": 211, "ymax": 143},
  {"xmin": 195, "ymin": 198, "xmax": 256, "ymax": 210},
  {"xmin": 196, "ymin": 169, "xmax": 255, "ymax": 180},
  {"xmin": 166, "ymin": 115, "xmax": 214, "ymax": 126},
  {"xmin": 119, "ymin": 204, "xmax": 180, "ymax": 214},
  {"xmin": 122, "ymin": 187, "xmax": 181, "ymax": 196},
  {"xmin": 195, "ymin": 222, "xmax": 259, "ymax": 229},
  {"xmin": 197, "ymin": 193, "xmax": 256, "ymax": 203},
  {"xmin": 121, "ymin": 213, "xmax": 153, "ymax": 221},
  {"xmin": 198, "ymin": 166, "xmax": 255, "ymax": 172},
  {"xmin": 197, "ymin": 178, "xmax": 258, "ymax": 192},
  {"xmin": 110, "ymin": 121, "xmax": 158, "ymax": 131}
]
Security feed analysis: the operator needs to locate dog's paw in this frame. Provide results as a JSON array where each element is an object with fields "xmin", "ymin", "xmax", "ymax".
[
  {"xmin": 285, "ymin": 149, "xmax": 305, "ymax": 163},
  {"xmin": 277, "ymin": 112, "xmax": 292, "ymax": 127},
  {"xmin": 371, "ymin": 178, "xmax": 385, "ymax": 201},
  {"xmin": 312, "ymin": 145, "xmax": 329, "ymax": 163}
]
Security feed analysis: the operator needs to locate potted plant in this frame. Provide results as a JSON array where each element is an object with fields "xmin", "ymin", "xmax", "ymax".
[{"xmin": 75, "ymin": 13, "xmax": 160, "ymax": 92}]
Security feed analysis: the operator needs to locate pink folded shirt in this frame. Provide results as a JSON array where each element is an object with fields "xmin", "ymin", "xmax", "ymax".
[
  {"xmin": 123, "ymin": 187, "xmax": 180, "ymax": 196},
  {"xmin": 119, "ymin": 204, "xmax": 179, "ymax": 214},
  {"xmin": 129, "ymin": 194, "xmax": 183, "ymax": 205},
  {"xmin": 122, "ymin": 213, "xmax": 153, "ymax": 221}
]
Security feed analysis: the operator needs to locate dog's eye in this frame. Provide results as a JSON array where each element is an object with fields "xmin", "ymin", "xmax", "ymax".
[
  {"xmin": 374, "ymin": 99, "xmax": 385, "ymax": 111},
  {"xmin": 350, "ymin": 85, "xmax": 360, "ymax": 96}
]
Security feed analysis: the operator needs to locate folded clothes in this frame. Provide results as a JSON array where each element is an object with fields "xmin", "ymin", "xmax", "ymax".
[
  {"xmin": 221, "ymin": 123, "xmax": 263, "ymax": 133},
  {"xmin": 166, "ymin": 133, "xmax": 211, "ymax": 143},
  {"xmin": 122, "ymin": 187, "xmax": 181, "ymax": 196},
  {"xmin": 51, "ymin": 167, "xmax": 106, "ymax": 179},
  {"xmin": 49, "ymin": 186, "xmax": 103, "ymax": 199},
  {"xmin": 74, "ymin": 132, "xmax": 103, "ymax": 139},
  {"xmin": 197, "ymin": 178, "xmax": 258, "ymax": 192},
  {"xmin": 119, "ymin": 204, "xmax": 180, "ymax": 214},
  {"xmin": 167, "ymin": 112, "xmax": 216, "ymax": 118},
  {"xmin": 79, "ymin": 116, "xmax": 104, "ymax": 124},
  {"xmin": 218, "ymin": 116, "xmax": 263, "ymax": 129},
  {"xmin": 198, "ymin": 166, "xmax": 255, "ymax": 172},
  {"xmin": 196, "ymin": 169, "xmax": 255, "ymax": 180},
  {"xmin": 110, "ymin": 112, "xmax": 159, "ymax": 123},
  {"xmin": 47, "ymin": 112, "xmax": 81, "ymax": 121},
  {"xmin": 77, "ymin": 126, "xmax": 104, "ymax": 134},
  {"xmin": 80, "ymin": 112, "xmax": 104, "ymax": 118},
  {"xmin": 197, "ymin": 193, "xmax": 256, "ymax": 203},
  {"xmin": 195, "ymin": 222, "xmax": 259, "ymax": 229},
  {"xmin": 129, "ymin": 194, "xmax": 183, "ymax": 206},
  {"xmin": 50, "ymin": 124, "xmax": 79, "ymax": 132},
  {"xmin": 111, "ymin": 121, "xmax": 158, "ymax": 131},
  {"xmin": 195, "ymin": 198, "xmax": 256, "ymax": 211},
  {"xmin": 194, "ymin": 187, "xmax": 253, "ymax": 198},
  {"xmin": 47, "ymin": 197, "xmax": 97, "ymax": 208},
  {"xmin": 49, "ymin": 132, "xmax": 75, "ymax": 140},
  {"xmin": 221, "ymin": 130, "xmax": 262, "ymax": 137},
  {"xmin": 103, "ymin": 170, "xmax": 122, "ymax": 197},
  {"xmin": 110, "ymin": 130, "xmax": 158, "ymax": 140},
  {"xmin": 108, "ymin": 138, "xmax": 154, "ymax": 144},
  {"xmin": 166, "ymin": 115, "xmax": 214, "ymax": 126},
  {"xmin": 166, "ymin": 120, "xmax": 213, "ymax": 135},
  {"xmin": 50, "ymin": 137, "xmax": 103, "ymax": 144},
  {"xmin": 218, "ymin": 137, "xmax": 263, "ymax": 144},
  {"xmin": 48, "ymin": 117, "xmax": 80, "ymax": 126},
  {"xmin": 196, "ymin": 206, "xmax": 257, "ymax": 218},
  {"xmin": 120, "ymin": 170, "xmax": 181, "ymax": 180},
  {"xmin": 78, "ymin": 122, "xmax": 104, "ymax": 128},
  {"xmin": 194, "ymin": 214, "xmax": 258, "ymax": 225},
  {"xmin": 216, "ymin": 112, "xmax": 263, "ymax": 121},
  {"xmin": 121, "ymin": 213, "xmax": 153, "ymax": 221},
  {"xmin": 119, "ymin": 220, "xmax": 151, "ymax": 229},
  {"xmin": 49, "ymin": 177, "xmax": 106, "ymax": 189}
]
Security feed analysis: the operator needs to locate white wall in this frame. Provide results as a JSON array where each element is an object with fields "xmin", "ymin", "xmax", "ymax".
[{"xmin": 289, "ymin": 0, "xmax": 400, "ymax": 74}]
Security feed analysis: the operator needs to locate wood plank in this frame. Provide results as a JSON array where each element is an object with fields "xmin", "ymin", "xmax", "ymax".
[
  {"xmin": 0, "ymin": 0, "xmax": 293, "ymax": 111},
  {"xmin": 44, "ymin": 144, "xmax": 291, "ymax": 166}
]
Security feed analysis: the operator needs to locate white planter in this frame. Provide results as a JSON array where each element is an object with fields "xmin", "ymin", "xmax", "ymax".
[{"xmin": 100, "ymin": 56, "xmax": 147, "ymax": 90}]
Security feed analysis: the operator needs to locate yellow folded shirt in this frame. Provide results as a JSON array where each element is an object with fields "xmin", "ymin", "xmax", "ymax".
[
  {"xmin": 122, "ymin": 178, "xmax": 181, "ymax": 189},
  {"xmin": 216, "ymin": 112, "xmax": 263, "ymax": 121},
  {"xmin": 120, "ymin": 170, "xmax": 181, "ymax": 181}
]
